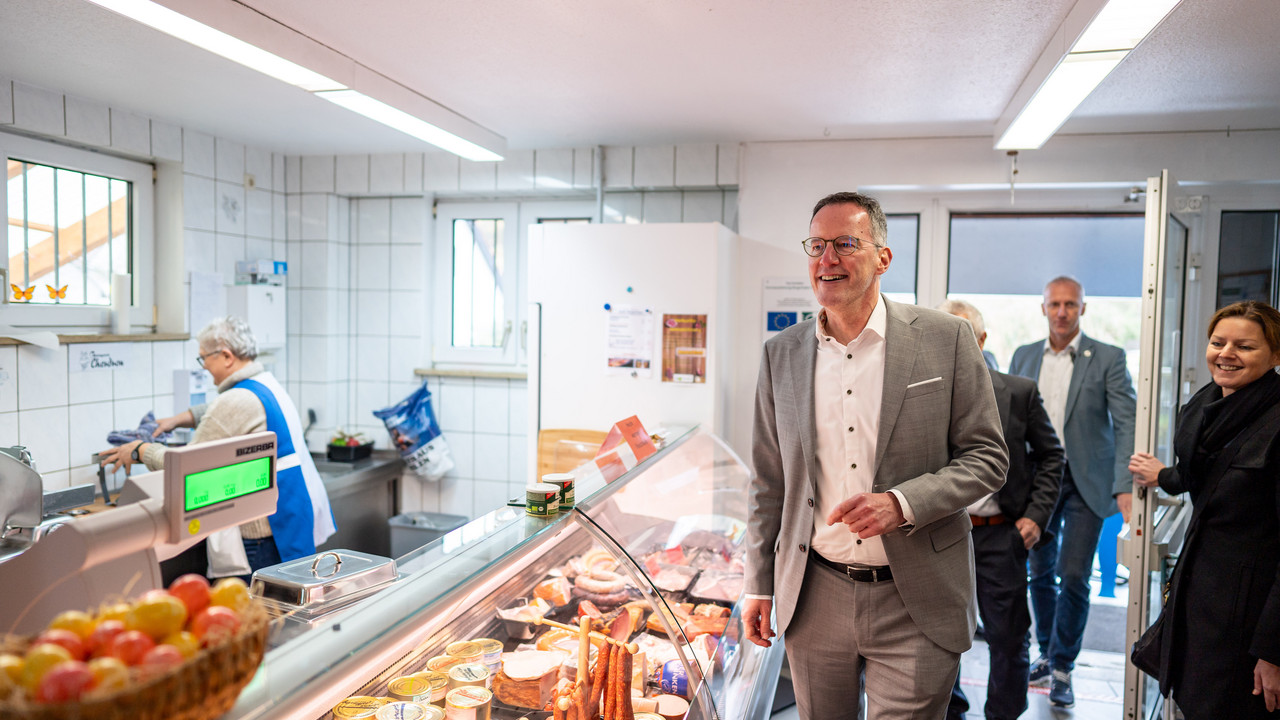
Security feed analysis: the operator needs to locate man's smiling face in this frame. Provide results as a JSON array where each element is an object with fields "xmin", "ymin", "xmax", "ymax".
[{"xmin": 807, "ymin": 202, "xmax": 890, "ymax": 312}]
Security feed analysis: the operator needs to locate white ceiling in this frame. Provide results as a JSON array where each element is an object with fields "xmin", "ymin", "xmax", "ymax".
[{"xmin": 1, "ymin": 0, "xmax": 1278, "ymax": 155}]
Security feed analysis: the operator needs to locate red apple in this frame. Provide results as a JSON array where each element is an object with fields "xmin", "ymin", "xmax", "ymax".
[
  {"xmin": 106, "ymin": 630, "xmax": 155, "ymax": 666},
  {"xmin": 167, "ymin": 574, "xmax": 212, "ymax": 617},
  {"xmin": 86, "ymin": 620, "xmax": 126, "ymax": 658},
  {"xmin": 31, "ymin": 629, "xmax": 86, "ymax": 661},
  {"xmin": 191, "ymin": 606, "xmax": 240, "ymax": 645},
  {"xmin": 36, "ymin": 660, "xmax": 94, "ymax": 703},
  {"xmin": 141, "ymin": 644, "xmax": 184, "ymax": 669}
]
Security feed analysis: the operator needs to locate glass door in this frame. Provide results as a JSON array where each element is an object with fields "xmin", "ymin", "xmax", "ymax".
[{"xmin": 1123, "ymin": 170, "xmax": 1193, "ymax": 720}]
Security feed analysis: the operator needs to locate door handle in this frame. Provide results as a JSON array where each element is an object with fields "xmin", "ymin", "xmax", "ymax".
[
  {"xmin": 520, "ymin": 320, "xmax": 527, "ymax": 351},
  {"xmin": 501, "ymin": 320, "xmax": 513, "ymax": 349}
]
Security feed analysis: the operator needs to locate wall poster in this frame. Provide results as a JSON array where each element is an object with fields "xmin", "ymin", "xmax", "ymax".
[
  {"xmin": 605, "ymin": 305, "xmax": 654, "ymax": 377},
  {"xmin": 661, "ymin": 313, "xmax": 706, "ymax": 383}
]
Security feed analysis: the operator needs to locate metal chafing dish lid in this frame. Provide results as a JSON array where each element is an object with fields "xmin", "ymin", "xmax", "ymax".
[{"xmin": 250, "ymin": 549, "xmax": 397, "ymax": 609}]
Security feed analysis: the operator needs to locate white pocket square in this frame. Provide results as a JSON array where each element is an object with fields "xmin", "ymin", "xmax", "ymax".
[{"xmin": 906, "ymin": 377, "xmax": 942, "ymax": 389}]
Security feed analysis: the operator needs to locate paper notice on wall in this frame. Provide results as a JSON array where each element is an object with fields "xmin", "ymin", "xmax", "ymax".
[
  {"xmin": 763, "ymin": 277, "xmax": 819, "ymax": 337},
  {"xmin": 605, "ymin": 305, "xmax": 654, "ymax": 377},
  {"xmin": 189, "ymin": 271, "xmax": 227, "ymax": 337},
  {"xmin": 661, "ymin": 314, "xmax": 707, "ymax": 383},
  {"xmin": 70, "ymin": 343, "xmax": 139, "ymax": 373}
]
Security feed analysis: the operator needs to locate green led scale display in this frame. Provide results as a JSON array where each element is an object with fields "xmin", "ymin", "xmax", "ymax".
[{"xmin": 184, "ymin": 455, "xmax": 272, "ymax": 512}]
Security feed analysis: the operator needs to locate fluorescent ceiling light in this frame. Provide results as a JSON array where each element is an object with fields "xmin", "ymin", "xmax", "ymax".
[
  {"xmin": 84, "ymin": 0, "xmax": 346, "ymax": 92},
  {"xmin": 316, "ymin": 90, "xmax": 504, "ymax": 162},
  {"xmin": 995, "ymin": 0, "xmax": 1182, "ymax": 150},
  {"xmin": 996, "ymin": 51, "xmax": 1126, "ymax": 150}
]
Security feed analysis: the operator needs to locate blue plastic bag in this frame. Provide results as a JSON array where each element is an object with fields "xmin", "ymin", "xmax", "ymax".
[{"xmin": 373, "ymin": 383, "xmax": 455, "ymax": 480}]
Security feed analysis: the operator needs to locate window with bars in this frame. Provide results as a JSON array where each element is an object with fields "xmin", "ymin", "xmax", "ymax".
[
  {"xmin": 6, "ymin": 159, "xmax": 132, "ymax": 305},
  {"xmin": 0, "ymin": 132, "xmax": 153, "ymax": 329}
]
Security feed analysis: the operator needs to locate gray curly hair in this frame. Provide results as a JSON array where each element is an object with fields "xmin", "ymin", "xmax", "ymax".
[{"xmin": 197, "ymin": 316, "xmax": 259, "ymax": 360}]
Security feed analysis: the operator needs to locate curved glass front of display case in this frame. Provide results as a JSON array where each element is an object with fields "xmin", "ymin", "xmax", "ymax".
[{"xmin": 226, "ymin": 426, "xmax": 778, "ymax": 720}]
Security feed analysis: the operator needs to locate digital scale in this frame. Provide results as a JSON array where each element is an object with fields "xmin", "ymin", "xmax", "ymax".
[{"xmin": 0, "ymin": 432, "xmax": 279, "ymax": 635}]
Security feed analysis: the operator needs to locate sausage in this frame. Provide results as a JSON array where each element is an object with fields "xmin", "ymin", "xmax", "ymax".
[
  {"xmin": 555, "ymin": 696, "xmax": 569, "ymax": 720},
  {"xmin": 619, "ymin": 647, "xmax": 634, "ymax": 720},
  {"xmin": 576, "ymin": 678, "xmax": 589, "ymax": 720},
  {"xmin": 588, "ymin": 638, "xmax": 611, "ymax": 717},
  {"xmin": 605, "ymin": 643, "xmax": 622, "ymax": 720}
]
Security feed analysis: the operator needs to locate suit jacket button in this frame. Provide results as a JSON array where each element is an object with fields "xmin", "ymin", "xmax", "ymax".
[
  {"xmin": 799, "ymin": 544, "xmax": 807, "ymax": 552},
  {"xmin": 807, "ymin": 498, "xmax": 814, "ymax": 507}
]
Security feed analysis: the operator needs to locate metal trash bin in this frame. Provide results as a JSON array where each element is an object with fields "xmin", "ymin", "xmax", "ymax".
[{"xmin": 388, "ymin": 511, "xmax": 468, "ymax": 558}]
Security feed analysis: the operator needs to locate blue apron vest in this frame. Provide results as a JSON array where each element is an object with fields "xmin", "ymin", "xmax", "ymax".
[{"xmin": 233, "ymin": 377, "xmax": 317, "ymax": 561}]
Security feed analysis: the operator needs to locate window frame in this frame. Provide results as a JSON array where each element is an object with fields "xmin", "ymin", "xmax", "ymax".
[
  {"xmin": 1, "ymin": 132, "xmax": 154, "ymax": 330},
  {"xmin": 432, "ymin": 201, "xmax": 520, "ymax": 366}
]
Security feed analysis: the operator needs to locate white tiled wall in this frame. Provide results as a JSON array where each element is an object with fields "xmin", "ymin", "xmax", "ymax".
[
  {"xmin": 0, "ymin": 341, "xmax": 186, "ymax": 492},
  {"xmin": 1, "ymin": 77, "xmax": 738, "ymax": 515},
  {"xmin": 1, "ymin": 80, "xmax": 288, "ymax": 493}
]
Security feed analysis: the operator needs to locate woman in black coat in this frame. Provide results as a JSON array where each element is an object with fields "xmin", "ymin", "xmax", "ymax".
[{"xmin": 1129, "ymin": 300, "xmax": 1280, "ymax": 718}]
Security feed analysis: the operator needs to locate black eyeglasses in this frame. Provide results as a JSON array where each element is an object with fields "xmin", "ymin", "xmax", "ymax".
[
  {"xmin": 801, "ymin": 236, "xmax": 874, "ymax": 257},
  {"xmin": 196, "ymin": 349, "xmax": 225, "ymax": 368}
]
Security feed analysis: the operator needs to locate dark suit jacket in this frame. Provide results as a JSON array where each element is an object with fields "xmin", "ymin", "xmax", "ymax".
[
  {"xmin": 988, "ymin": 369, "xmax": 1063, "ymax": 533},
  {"xmin": 1150, "ymin": 384, "xmax": 1280, "ymax": 717},
  {"xmin": 1008, "ymin": 333, "xmax": 1136, "ymax": 518}
]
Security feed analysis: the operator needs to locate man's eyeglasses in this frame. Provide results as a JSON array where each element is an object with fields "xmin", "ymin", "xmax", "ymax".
[
  {"xmin": 196, "ymin": 349, "xmax": 225, "ymax": 368},
  {"xmin": 801, "ymin": 236, "xmax": 874, "ymax": 257}
]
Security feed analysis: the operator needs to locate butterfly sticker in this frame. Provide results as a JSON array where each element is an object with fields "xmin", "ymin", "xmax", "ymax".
[
  {"xmin": 10, "ymin": 284, "xmax": 34, "ymax": 301},
  {"xmin": 47, "ymin": 285, "xmax": 67, "ymax": 300}
]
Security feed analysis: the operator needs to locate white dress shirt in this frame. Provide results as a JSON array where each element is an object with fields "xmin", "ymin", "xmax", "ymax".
[
  {"xmin": 1038, "ymin": 332, "xmax": 1081, "ymax": 446},
  {"xmin": 809, "ymin": 297, "xmax": 914, "ymax": 566}
]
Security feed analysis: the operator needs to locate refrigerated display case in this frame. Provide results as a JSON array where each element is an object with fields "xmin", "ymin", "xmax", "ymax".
[{"xmin": 225, "ymin": 426, "xmax": 784, "ymax": 720}]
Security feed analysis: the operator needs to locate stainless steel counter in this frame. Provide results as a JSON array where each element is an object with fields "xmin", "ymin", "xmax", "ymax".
[{"xmin": 312, "ymin": 450, "xmax": 403, "ymax": 557}]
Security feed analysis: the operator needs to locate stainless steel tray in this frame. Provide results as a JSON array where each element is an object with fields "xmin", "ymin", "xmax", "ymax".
[{"xmin": 250, "ymin": 549, "xmax": 397, "ymax": 616}]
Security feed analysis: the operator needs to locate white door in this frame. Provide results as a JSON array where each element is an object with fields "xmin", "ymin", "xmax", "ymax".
[{"xmin": 1123, "ymin": 169, "xmax": 1196, "ymax": 720}]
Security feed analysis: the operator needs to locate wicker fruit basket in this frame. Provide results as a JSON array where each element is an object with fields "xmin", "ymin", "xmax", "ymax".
[{"xmin": 0, "ymin": 601, "xmax": 269, "ymax": 720}]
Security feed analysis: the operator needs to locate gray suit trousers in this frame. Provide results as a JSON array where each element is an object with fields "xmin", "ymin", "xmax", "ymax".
[{"xmin": 787, "ymin": 556, "xmax": 960, "ymax": 720}]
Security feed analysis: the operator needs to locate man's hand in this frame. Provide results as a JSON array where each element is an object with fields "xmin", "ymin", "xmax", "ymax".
[
  {"xmin": 1116, "ymin": 492, "xmax": 1133, "ymax": 523},
  {"xmin": 99, "ymin": 441, "xmax": 144, "ymax": 474},
  {"xmin": 742, "ymin": 597, "xmax": 774, "ymax": 648},
  {"xmin": 826, "ymin": 492, "xmax": 905, "ymax": 538},
  {"xmin": 151, "ymin": 409, "xmax": 194, "ymax": 437},
  {"xmin": 1255, "ymin": 659, "xmax": 1280, "ymax": 711},
  {"xmin": 1015, "ymin": 517, "xmax": 1042, "ymax": 549}
]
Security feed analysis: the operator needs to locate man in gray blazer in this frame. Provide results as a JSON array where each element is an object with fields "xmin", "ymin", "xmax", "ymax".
[
  {"xmin": 744, "ymin": 192, "xmax": 1009, "ymax": 720},
  {"xmin": 1008, "ymin": 276, "xmax": 1136, "ymax": 709}
]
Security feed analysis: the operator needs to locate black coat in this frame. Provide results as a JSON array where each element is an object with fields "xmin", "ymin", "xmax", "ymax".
[
  {"xmin": 1153, "ymin": 384, "xmax": 1280, "ymax": 719},
  {"xmin": 988, "ymin": 370, "xmax": 1064, "ymax": 534}
]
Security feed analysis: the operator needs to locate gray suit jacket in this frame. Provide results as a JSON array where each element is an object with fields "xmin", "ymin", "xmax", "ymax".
[
  {"xmin": 746, "ymin": 298, "xmax": 1009, "ymax": 653},
  {"xmin": 1008, "ymin": 334, "xmax": 1137, "ymax": 519}
]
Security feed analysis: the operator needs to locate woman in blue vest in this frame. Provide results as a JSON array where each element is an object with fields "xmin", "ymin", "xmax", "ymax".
[{"xmin": 101, "ymin": 317, "xmax": 335, "ymax": 580}]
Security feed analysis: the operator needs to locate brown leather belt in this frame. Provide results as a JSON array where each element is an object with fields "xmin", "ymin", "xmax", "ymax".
[
  {"xmin": 813, "ymin": 553, "xmax": 893, "ymax": 583},
  {"xmin": 970, "ymin": 514, "xmax": 1007, "ymax": 527}
]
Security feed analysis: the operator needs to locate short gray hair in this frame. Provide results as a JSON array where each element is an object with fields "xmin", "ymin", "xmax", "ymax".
[
  {"xmin": 197, "ymin": 316, "xmax": 259, "ymax": 360},
  {"xmin": 1044, "ymin": 275, "xmax": 1085, "ymax": 301},
  {"xmin": 937, "ymin": 298, "xmax": 986, "ymax": 340},
  {"xmin": 811, "ymin": 191, "xmax": 889, "ymax": 247}
]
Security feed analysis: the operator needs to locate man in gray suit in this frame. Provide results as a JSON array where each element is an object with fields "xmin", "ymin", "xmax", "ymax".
[
  {"xmin": 1008, "ymin": 276, "xmax": 1136, "ymax": 709},
  {"xmin": 744, "ymin": 192, "xmax": 1009, "ymax": 720}
]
